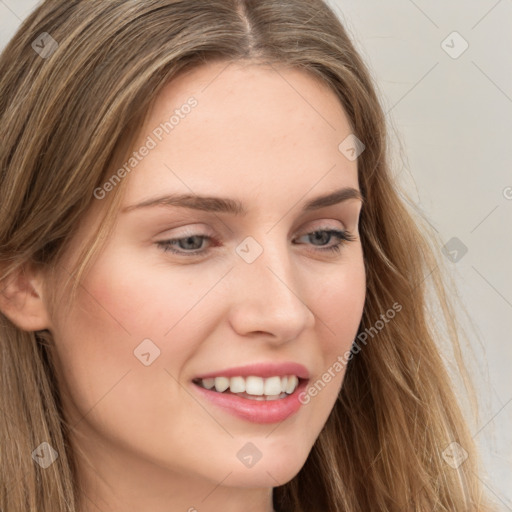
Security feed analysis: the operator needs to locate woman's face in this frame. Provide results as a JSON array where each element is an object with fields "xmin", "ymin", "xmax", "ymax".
[{"xmin": 45, "ymin": 61, "xmax": 366, "ymax": 507}]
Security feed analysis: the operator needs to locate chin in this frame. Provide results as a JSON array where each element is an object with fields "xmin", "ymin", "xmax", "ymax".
[{"xmin": 217, "ymin": 450, "xmax": 308, "ymax": 488}]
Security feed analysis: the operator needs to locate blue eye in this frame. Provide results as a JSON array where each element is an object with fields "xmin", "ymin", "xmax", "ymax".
[
  {"xmin": 157, "ymin": 234, "xmax": 214, "ymax": 255},
  {"xmin": 156, "ymin": 229, "xmax": 356, "ymax": 257},
  {"xmin": 295, "ymin": 229, "xmax": 357, "ymax": 254}
]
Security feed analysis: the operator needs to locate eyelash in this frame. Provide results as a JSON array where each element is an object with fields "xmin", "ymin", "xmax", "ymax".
[{"xmin": 156, "ymin": 228, "xmax": 357, "ymax": 257}]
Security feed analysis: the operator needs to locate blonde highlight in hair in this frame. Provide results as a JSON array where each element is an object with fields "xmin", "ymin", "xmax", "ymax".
[{"xmin": 0, "ymin": 0, "xmax": 491, "ymax": 510}]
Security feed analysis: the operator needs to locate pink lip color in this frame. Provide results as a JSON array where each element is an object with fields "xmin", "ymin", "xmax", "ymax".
[
  {"xmin": 193, "ymin": 361, "xmax": 310, "ymax": 380},
  {"xmin": 192, "ymin": 378, "xmax": 308, "ymax": 424}
]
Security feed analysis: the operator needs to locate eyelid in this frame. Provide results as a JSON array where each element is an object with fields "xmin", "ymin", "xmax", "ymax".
[
  {"xmin": 298, "ymin": 218, "xmax": 347, "ymax": 232},
  {"xmin": 156, "ymin": 216, "xmax": 347, "ymax": 235},
  {"xmin": 155, "ymin": 224, "xmax": 356, "ymax": 258},
  {"xmin": 153, "ymin": 217, "xmax": 352, "ymax": 247},
  {"xmin": 154, "ymin": 223, "xmax": 215, "ymax": 239}
]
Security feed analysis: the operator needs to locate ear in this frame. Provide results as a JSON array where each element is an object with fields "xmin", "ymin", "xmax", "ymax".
[{"xmin": 0, "ymin": 263, "xmax": 53, "ymax": 332}]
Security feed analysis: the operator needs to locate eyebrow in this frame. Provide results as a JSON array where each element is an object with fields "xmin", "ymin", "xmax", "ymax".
[{"xmin": 121, "ymin": 186, "xmax": 363, "ymax": 215}]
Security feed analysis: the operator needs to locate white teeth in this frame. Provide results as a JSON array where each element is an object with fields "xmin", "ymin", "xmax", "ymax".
[
  {"xmin": 198, "ymin": 375, "xmax": 300, "ymax": 396},
  {"xmin": 202, "ymin": 378, "xmax": 215, "ymax": 390},
  {"xmin": 244, "ymin": 393, "xmax": 285, "ymax": 401},
  {"xmin": 285, "ymin": 375, "xmax": 298, "ymax": 394},
  {"xmin": 245, "ymin": 376, "xmax": 264, "ymax": 395},
  {"xmin": 229, "ymin": 376, "xmax": 246, "ymax": 393},
  {"xmin": 264, "ymin": 376, "xmax": 283, "ymax": 396},
  {"xmin": 214, "ymin": 376, "xmax": 229, "ymax": 392}
]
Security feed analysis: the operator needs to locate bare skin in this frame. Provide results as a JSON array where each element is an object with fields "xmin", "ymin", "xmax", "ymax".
[{"xmin": 1, "ymin": 60, "xmax": 366, "ymax": 512}]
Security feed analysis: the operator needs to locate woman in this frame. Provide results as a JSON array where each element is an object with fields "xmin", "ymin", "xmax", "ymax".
[{"xmin": 0, "ymin": 0, "xmax": 491, "ymax": 511}]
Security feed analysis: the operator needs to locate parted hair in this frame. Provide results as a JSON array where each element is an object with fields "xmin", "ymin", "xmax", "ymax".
[{"xmin": 0, "ymin": 1, "xmax": 490, "ymax": 511}]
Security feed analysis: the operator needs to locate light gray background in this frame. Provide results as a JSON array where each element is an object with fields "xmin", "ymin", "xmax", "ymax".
[
  {"xmin": 325, "ymin": 2, "xmax": 512, "ymax": 508},
  {"xmin": 1, "ymin": 0, "xmax": 511, "ymax": 508}
]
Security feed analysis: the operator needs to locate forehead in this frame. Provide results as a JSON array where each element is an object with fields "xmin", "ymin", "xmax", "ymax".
[{"xmin": 121, "ymin": 60, "xmax": 358, "ymax": 208}]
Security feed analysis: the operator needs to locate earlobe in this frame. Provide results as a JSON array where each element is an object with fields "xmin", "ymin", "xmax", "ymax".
[{"xmin": 0, "ymin": 264, "xmax": 53, "ymax": 332}]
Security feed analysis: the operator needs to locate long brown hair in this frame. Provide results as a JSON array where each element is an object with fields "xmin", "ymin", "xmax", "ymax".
[{"xmin": 0, "ymin": 1, "xmax": 490, "ymax": 510}]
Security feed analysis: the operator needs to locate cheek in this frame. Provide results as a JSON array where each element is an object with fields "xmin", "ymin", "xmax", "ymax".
[
  {"xmin": 316, "ymin": 249, "xmax": 366, "ymax": 349},
  {"xmin": 301, "ymin": 250, "xmax": 365, "ymax": 407},
  {"xmin": 47, "ymin": 251, "xmax": 221, "ymax": 457},
  {"xmin": 48, "ymin": 245, "xmax": 230, "ymax": 409},
  {"xmin": 64, "ymin": 250, "xmax": 211, "ymax": 344}
]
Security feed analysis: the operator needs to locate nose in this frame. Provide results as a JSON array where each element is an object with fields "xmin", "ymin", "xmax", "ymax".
[{"xmin": 227, "ymin": 238, "xmax": 316, "ymax": 343}]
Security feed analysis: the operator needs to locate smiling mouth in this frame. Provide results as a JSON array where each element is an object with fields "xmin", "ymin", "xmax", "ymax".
[{"xmin": 192, "ymin": 375, "xmax": 302, "ymax": 401}]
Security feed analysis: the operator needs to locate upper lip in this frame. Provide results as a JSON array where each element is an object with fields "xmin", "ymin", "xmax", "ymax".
[{"xmin": 193, "ymin": 362, "xmax": 310, "ymax": 380}]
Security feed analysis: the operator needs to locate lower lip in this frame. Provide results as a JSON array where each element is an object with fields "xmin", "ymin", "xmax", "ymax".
[{"xmin": 191, "ymin": 379, "xmax": 308, "ymax": 424}]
